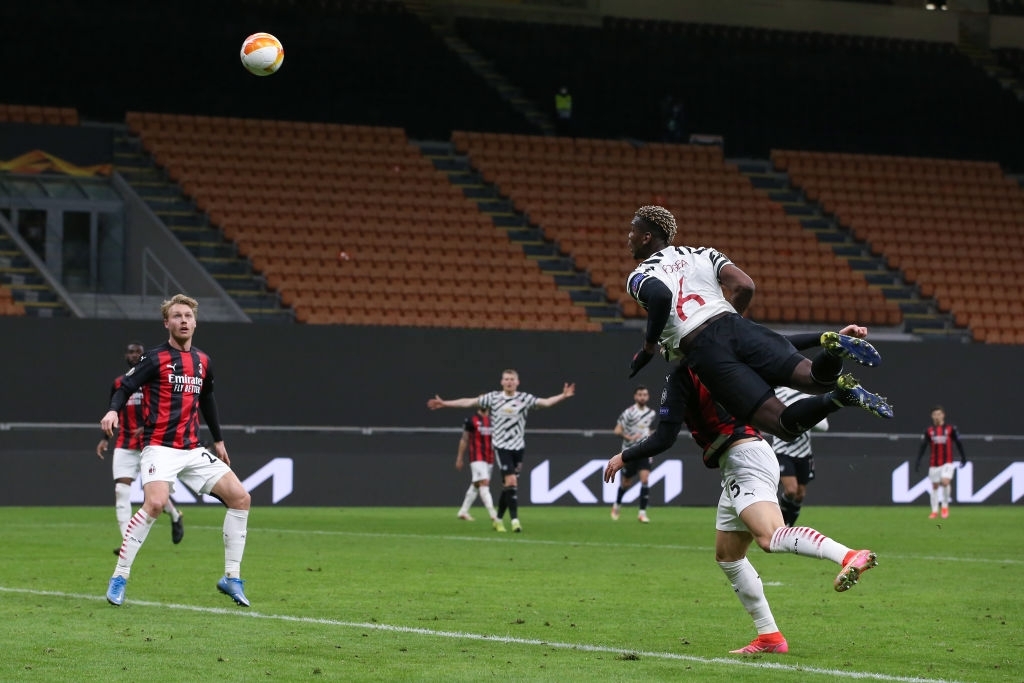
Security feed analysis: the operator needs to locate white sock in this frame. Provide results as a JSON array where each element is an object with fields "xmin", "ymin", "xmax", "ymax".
[
  {"xmin": 163, "ymin": 501, "xmax": 181, "ymax": 522},
  {"xmin": 941, "ymin": 485, "xmax": 951, "ymax": 507},
  {"xmin": 930, "ymin": 488, "xmax": 939, "ymax": 513},
  {"xmin": 769, "ymin": 526, "xmax": 850, "ymax": 564},
  {"xmin": 114, "ymin": 483, "xmax": 132, "ymax": 538},
  {"xmin": 478, "ymin": 486, "xmax": 497, "ymax": 519},
  {"xmin": 458, "ymin": 485, "xmax": 478, "ymax": 515},
  {"xmin": 718, "ymin": 558, "xmax": 778, "ymax": 634},
  {"xmin": 114, "ymin": 509, "xmax": 156, "ymax": 578},
  {"xmin": 223, "ymin": 508, "xmax": 249, "ymax": 578}
]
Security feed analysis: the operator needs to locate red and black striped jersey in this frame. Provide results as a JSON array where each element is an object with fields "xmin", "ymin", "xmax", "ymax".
[
  {"xmin": 110, "ymin": 375, "xmax": 146, "ymax": 450},
  {"xmin": 110, "ymin": 342, "xmax": 221, "ymax": 449},
  {"xmin": 463, "ymin": 413, "xmax": 494, "ymax": 464},
  {"xmin": 682, "ymin": 368, "xmax": 762, "ymax": 468},
  {"xmin": 922, "ymin": 423, "xmax": 962, "ymax": 467}
]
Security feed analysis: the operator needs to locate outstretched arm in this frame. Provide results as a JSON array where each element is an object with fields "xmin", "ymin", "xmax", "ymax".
[
  {"xmin": 427, "ymin": 395, "xmax": 480, "ymax": 410},
  {"xmin": 536, "ymin": 383, "xmax": 575, "ymax": 408}
]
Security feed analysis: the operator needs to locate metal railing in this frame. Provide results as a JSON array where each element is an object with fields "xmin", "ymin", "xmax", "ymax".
[{"xmin": 141, "ymin": 246, "xmax": 188, "ymax": 301}]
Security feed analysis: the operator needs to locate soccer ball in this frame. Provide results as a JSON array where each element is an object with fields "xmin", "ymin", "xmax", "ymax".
[{"xmin": 240, "ymin": 33, "xmax": 284, "ymax": 76}]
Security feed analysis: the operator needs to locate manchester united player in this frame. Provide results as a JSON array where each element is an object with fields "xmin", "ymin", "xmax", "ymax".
[
  {"xmin": 604, "ymin": 326, "xmax": 878, "ymax": 655},
  {"xmin": 454, "ymin": 408, "xmax": 501, "ymax": 527},
  {"xmin": 100, "ymin": 294, "xmax": 251, "ymax": 608},
  {"xmin": 95, "ymin": 341, "xmax": 184, "ymax": 553},
  {"xmin": 610, "ymin": 385, "xmax": 657, "ymax": 522},
  {"xmin": 428, "ymin": 370, "xmax": 575, "ymax": 533},
  {"xmin": 623, "ymin": 205, "xmax": 892, "ymax": 440},
  {"xmin": 915, "ymin": 406, "xmax": 967, "ymax": 519}
]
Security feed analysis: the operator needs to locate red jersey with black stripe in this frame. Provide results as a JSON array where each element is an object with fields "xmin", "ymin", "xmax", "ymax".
[
  {"xmin": 463, "ymin": 413, "xmax": 494, "ymax": 464},
  {"xmin": 682, "ymin": 368, "xmax": 762, "ymax": 468},
  {"xmin": 923, "ymin": 423, "xmax": 961, "ymax": 467},
  {"xmin": 114, "ymin": 342, "xmax": 215, "ymax": 449},
  {"xmin": 110, "ymin": 375, "xmax": 146, "ymax": 450}
]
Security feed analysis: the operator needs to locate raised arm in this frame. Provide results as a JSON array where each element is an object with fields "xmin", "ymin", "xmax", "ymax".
[
  {"xmin": 427, "ymin": 395, "xmax": 481, "ymax": 410},
  {"xmin": 536, "ymin": 382, "xmax": 575, "ymax": 408}
]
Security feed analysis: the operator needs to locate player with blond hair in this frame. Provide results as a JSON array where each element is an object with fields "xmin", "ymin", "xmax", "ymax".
[{"xmin": 100, "ymin": 294, "xmax": 252, "ymax": 608}]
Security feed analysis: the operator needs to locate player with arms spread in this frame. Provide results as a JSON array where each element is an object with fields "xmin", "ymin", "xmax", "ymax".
[
  {"xmin": 624, "ymin": 205, "xmax": 892, "ymax": 440},
  {"xmin": 429, "ymin": 369, "xmax": 574, "ymax": 533}
]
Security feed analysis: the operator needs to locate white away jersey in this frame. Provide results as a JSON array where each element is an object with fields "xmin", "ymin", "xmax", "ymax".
[
  {"xmin": 770, "ymin": 386, "xmax": 828, "ymax": 458},
  {"xmin": 626, "ymin": 246, "xmax": 737, "ymax": 360},
  {"xmin": 477, "ymin": 391, "xmax": 538, "ymax": 450},
  {"xmin": 616, "ymin": 404, "xmax": 656, "ymax": 450}
]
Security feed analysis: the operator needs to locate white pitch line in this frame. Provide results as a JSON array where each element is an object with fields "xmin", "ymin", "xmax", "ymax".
[{"xmin": 0, "ymin": 585, "xmax": 969, "ymax": 683}]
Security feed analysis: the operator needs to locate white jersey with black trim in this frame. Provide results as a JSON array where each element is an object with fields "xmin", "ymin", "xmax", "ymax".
[
  {"xmin": 477, "ymin": 391, "xmax": 538, "ymax": 450},
  {"xmin": 626, "ymin": 246, "xmax": 737, "ymax": 360},
  {"xmin": 770, "ymin": 386, "xmax": 827, "ymax": 458},
  {"xmin": 617, "ymin": 404, "xmax": 656, "ymax": 450}
]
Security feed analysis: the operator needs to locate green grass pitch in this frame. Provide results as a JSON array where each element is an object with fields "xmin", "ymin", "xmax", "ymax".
[{"xmin": 1, "ymin": 505, "xmax": 1020, "ymax": 682}]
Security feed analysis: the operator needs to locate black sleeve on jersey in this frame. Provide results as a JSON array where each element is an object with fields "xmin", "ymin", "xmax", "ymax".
[
  {"xmin": 622, "ymin": 419, "xmax": 683, "ymax": 463},
  {"xmin": 199, "ymin": 366, "xmax": 223, "ymax": 442},
  {"xmin": 785, "ymin": 332, "xmax": 821, "ymax": 351},
  {"xmin": 108, "ymin": 355, "xmax": 158, "ymax": 413},
  {"xmin": 952, "ymin": 427, "xmax": 967, "ymax": 460},
  {"xmin": 638, "ymin": 278, "xmax": 673, "ymax": 344},
  {"xmin": 463, "ymin": 417, "xmax": 474, "ymax": 433}
]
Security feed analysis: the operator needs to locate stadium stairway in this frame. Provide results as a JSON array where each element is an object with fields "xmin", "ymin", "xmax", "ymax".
[
  {"xmin": 113, "ymin": 130, "xmax": 293, "ymax": 323},
  {"xmin": 418, "ymin": 140, "xmax": 620, "ymax": 329},
  {"xmin": 742, "ymin": 158, "xmax": 965, "ymax": 340},
  {"xmin": 0, "ymin": 231, "xmax": 63, "ymax": 316},
  {"xmin": 0, "ymin": 227, "xmax": 69, "ymax": 317},
  {"xmin": 401, "ymin": 0, "xmax": 554, "ymax": 136}
]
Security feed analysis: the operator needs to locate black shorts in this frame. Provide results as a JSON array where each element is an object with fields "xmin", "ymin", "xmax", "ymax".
[
  {"xmin": 495, "ymin": 448, "xmax": 525, "ymax": 477},
  {"xmin": 685, "ymin": 313, "xmax": 805, "ymax": 423},
  {"xmin": 622, "ymin": 457, "xmax": 653, "ymax": 480},
  {"xmin": 777, "ymin": 453, "xmax": 815, "ymax": 485}
]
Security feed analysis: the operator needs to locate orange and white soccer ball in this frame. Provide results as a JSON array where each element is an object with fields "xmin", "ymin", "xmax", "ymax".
[{"xmin": 240, "ymin": 33, "xmax": 284, "ymax": 76}]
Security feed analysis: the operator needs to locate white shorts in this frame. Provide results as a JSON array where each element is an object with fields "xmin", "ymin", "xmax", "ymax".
[
  {"xmin": 928, "ymin": 463, "xmax": 957, "ymax": 484},
  {"xmin": 111, "ymin": 447, "xmax": 143, "ymax": 481},
  {"xmin": 140, "ymin": 444, "xmax": 231, "ymax": 495},
  {"xmin": 715, "ymin": 439, "xmax": 781, "ymax": 533},
  {"xmin": 469, "ymin": 460, "xmax": 493, "ymax": 483}
]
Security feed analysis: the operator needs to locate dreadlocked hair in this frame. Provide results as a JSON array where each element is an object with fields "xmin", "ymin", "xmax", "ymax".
[{"xmin": 634, "ymin": 205, "xmax": 677, "ymax": 243}]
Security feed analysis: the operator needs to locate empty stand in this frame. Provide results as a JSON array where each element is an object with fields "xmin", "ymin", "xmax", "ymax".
[
  {"xmin": 775, "ymin": 148, "xmax": 1024, "ymax": 343},
  {"xmin": 129, "ymin": 112, "xmax": 597, "ymax": 331},
  {"xmin": 0, "ymin": 104, "xmax": 78, "ymax": 126},
  {"xmin": 456, "ymin": 131, "xmax": 897, "ymax": 326}
]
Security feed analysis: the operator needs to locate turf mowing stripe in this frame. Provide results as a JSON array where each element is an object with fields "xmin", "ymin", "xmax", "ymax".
[{"xmin": 0, "ymin": 585, "xmax": 968, "ymax": 683}]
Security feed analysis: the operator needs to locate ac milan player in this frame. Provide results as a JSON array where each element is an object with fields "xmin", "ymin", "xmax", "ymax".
[
  {"xmin": 95, "ymin": 341, "xmax": 184, "ymax": 553},
  {"xmin": 454, "ymin": 408, "xmax": 501, "ymax": 527},
  {"xmin": 100, "ymin": 294, "xmax": 251, "ymax": 608},
  {"xmin": 604, "ymin": 326, "xmax": 879, "ymax": 655},
  {"xmin": 915, "ymin": 406, "xmax": 967, "ymax": 519}
]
